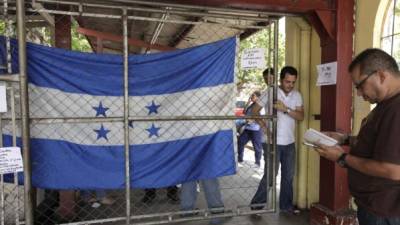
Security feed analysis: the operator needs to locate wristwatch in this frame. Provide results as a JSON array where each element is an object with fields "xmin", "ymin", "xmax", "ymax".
[
  {"xmin": 342, "ymin": 134, "xmax": 351, "ymax": 145},
  {"xmin": 284, "ymin": 108, "xmax": 291, "ymax": 114},
  {"xmin": 336, "ymin": 153, "xmax": 348, "ymax": 168}
]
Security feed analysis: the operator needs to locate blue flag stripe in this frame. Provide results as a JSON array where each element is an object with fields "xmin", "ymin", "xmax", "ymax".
[
  {"xmin": 128, "ymin": 37, "xmax": 235, "ymax": 96},
  {"xmin": 1, "ymin": 36, "xmax": 235, "ymax": 96},
  {"xmin": 2, "ymin": 130, "xmax": 235, "ymax": 189}
]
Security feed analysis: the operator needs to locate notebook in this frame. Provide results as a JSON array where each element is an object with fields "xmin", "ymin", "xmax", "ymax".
[{"xmin": 303, "ymin": 128, "xmax": 338, "ymax": 147}]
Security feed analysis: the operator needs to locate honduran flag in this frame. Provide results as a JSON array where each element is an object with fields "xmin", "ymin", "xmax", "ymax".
[{"xmin": 0, "ymin": 36, "xmax": 237, "ymax": 189}]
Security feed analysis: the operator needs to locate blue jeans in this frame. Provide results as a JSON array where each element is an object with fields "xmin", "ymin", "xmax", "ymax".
[
  {"xmin": 251, "ymin": 173, "xmax": 269, "ymax": 209},
  {"xmin": 251, "ymin": 143, "xmax": 295, "ymax": 211},
  {"xmin": 277, "ymin": 143, "xmax": 296, "ymax": 211},
  {"xmin": 237, "ymin": 129, "xmax": 263, "ymax": 165},
  {"xmin": 251, "ymin": 143, "xmax": 274, "ymax": 209},
  {"xmin": 180, "ymin": 178, "xmax": 224, "ymax": 211},
  {"xmin": 357, "ymin": 206, "xmax": 400, "ymax": 225}
]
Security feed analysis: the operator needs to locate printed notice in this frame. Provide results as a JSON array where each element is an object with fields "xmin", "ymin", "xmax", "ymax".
[
  {"xmin": 0, "ymin": 147, "xmax": 23, "ymax": 174},
  {"xmin": 316, "ymin": 62, "xmax": 337, "ymax": 86},
  {"xmin": 0, "ymin": 82, "xmax": 6, "ymax": 113},
  {"xmin": 241, "ymin": 48, "xmax": 266, "ymax": 70}
]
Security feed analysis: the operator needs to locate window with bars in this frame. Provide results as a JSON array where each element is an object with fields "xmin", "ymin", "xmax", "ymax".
[{"xmin": 382, "ymin": 0, "xmax": 400, "ymax": 62}]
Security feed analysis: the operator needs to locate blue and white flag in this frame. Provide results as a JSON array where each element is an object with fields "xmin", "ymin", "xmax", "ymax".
[{"xmin": 0, "ymin": 36, "xmax": 237, "ymax": 189}]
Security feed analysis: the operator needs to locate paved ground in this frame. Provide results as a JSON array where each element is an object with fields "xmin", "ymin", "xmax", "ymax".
[
  {"xmin": 123, "ymin": 147, "xmax": 310, "ymax": 225},
  {"xmin": 171, "ymin": 211, "xmax": 310, "ymax": 225}
]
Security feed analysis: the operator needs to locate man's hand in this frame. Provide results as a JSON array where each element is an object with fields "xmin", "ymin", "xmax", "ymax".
[
  {"xmin": 315, "ymin": 144, "xmax": 344, "ymax": 162},
  {"xmin": 316, "ymin": 141, "xmax": 400, "ymax": 180},
  {"xmin": 323, "ymin": 131, "xmax": 348, "ymax": 145},
  {"xmin": 274, "ymin": 100, "xmax": 288, "ymax": 112},
  {"xmin": 274, "ymin": 100, "xmax": 304, "ymax": 121},
  {"xmin": 246, "ymin": 97, "xmax": 252, "ymax": 105}
]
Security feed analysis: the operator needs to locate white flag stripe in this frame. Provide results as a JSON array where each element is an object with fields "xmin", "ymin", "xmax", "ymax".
[
  {"xmin": 129, "ymin": 84, "xmax": 235, "ymax": 117},
  {"xmin": 129, "ymin": 120, "xmax": 235, "ymax": 145},
  {"xmin": 27, "ymin": 83, "xmax": 235, "ymax": 118},
  {"xmin": 1, "ymin": 120, "xmax": 234, "ymax": 146}
]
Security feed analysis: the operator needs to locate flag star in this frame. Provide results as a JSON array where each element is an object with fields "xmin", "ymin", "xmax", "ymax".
[
  {"xmin": 92, "ymin": 101, "xmax": 109, "ymax": 117},
  {"xmin": 146, "ymin": 123, "xmax": 161, "ymax": 138},
  {"xmin": 94, "ymin": 124, "xmax": 110, "ymax": 141},
  {"xmin": 146, "ymin": 100, "xmax": 161, "ymax": 115}
]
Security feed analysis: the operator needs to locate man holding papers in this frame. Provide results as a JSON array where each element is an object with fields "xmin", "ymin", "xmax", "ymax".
[{"xmin": 316, "ymin": 49, "xmax": 400, "ymax": 225}]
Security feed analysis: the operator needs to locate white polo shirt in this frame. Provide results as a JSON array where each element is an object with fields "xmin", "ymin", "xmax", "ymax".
[{"xmin": 257, "ymin": 87, "xmax": 303, "ymax": 145}]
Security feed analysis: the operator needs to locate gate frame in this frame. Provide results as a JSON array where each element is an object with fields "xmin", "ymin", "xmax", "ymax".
[{"xmin": 0, "ymin": 1, "xmax": 284, "ymax": 224}]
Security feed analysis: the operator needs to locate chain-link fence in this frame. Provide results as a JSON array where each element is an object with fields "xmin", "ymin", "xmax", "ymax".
[
  {"xmin": 0, "ymin": 1, "xmax": 281, "ymax": 224},
  {"xmin": 0, "ymin": 1, "xmax": 24, "ymax": 223}
]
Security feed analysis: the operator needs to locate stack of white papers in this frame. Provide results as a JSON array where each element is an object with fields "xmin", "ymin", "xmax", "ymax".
[{"xmin": 303, "ymin": 128, "xmax": 338, "ymax": 147}]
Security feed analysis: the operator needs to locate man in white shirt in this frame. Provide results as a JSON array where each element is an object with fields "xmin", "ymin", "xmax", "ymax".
[{"xmin": 250, "ymin": 66, "xmax": 304, "ymax": 215}]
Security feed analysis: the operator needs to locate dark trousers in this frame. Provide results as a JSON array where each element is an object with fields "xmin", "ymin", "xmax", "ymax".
[
  {"xmin": 251, "ymin": 143, "xmax": 296, "ymax": 211},
  {"xmin": 237, "ymin": 129, "xmax": 263, "ymax": 165},
  {"xmin": 357, "ymin": 206, "xmax": 400, "ymax": 225},
  {"xmin": 277, "ymin": 143, "xmax": 296, "ymax": 210},
  {"xmin": 144, "ymin": 186, "xmax": 178, "ymax": 198},
  {"xmin": 250, "ymin": 143, "xmax": 274, "ymax": 209}
]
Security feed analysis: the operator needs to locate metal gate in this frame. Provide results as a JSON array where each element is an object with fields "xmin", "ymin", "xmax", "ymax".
[{"xmin": 0, "ymin": 0, "xmax": 282, "ymax": 224}]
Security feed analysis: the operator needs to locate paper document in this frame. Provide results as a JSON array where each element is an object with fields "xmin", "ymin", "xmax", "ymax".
[
  {"xmin": 316, "ymin": 61, "xmax": 337, "ymax": 86},
  {"xmin": 0, "ymin": 83, "xmax": 6, "ymax": 113},
  {"xmin": 303, "ymin": 128, "xmax": 338, "ymax": 147},
  {"xmin": 241, "ymin": 48, "xmax": 266, "ymax": 70},
  {"xmin": 0, "ymin": 147, "xmax": 23, "ymax": 174}
]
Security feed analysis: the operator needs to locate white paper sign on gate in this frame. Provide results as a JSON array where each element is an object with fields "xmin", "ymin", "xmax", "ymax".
[
  {"xmin": 316, "ymin": 62, "xmax": 337, "ymax": 86},
  {"xmin": 0, "ymin": 82, "xmax": 6, "ymax": 113},
  {"xmin": 241, "ymin": 48, "xmax": 266, "ymax": 70},
  {"xmin": 0, "ymin": 147, "xmax": 23, "ymax": 174}
]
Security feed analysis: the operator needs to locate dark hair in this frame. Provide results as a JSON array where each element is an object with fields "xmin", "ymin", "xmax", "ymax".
[
  {"xmin": 263, "ymin": 68, "xmax": 274, "ymax": 77},
  {"xmin": 252, "ymin": 90, "xmax": 261, "ymax": 97},
  {"xmin": 348, "ymin": 48, "xmax": 400, "ymax": 77},
  {"xmin": 280, "ymin": 66, "xmax": 298, "ymax": 80}
]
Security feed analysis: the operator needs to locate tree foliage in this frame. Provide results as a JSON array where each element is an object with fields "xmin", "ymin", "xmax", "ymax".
[
  {"xmin": 0, "ymin": 19, "xmax": 91, "ymax": 52},
  {"xmin": 71, "ymin": 19, "xmax": 92, "ymax": 52},
  {"xmin": 237, "ymin": 23, "xmax": 285, "ymax": 95},
  {"xmin": 0, "ymin": 21, "xmax": 4, "ymax": 34},
  {"xmin": 0, "ymin": 20, "xmax": 15, "ymax": 37}
]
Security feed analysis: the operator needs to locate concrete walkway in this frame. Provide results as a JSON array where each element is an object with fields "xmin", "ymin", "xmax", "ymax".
[{"xmin": 172, "ymin": 211, "xmax": 310, "ymax": 225}]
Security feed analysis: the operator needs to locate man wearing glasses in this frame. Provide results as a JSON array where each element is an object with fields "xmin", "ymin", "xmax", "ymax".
[{"xmin": 316, "ymin": 48, "xmax": 400, "ymax": 225}]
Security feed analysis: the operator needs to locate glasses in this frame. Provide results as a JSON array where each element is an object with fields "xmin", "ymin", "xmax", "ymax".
[{"xmin": 354, "ymin": 70, "xmax": 377, "ymax": 90}]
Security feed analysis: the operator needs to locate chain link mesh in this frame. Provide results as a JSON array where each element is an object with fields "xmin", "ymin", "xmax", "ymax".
[{"xmin": 0, "ymin": 2, "xmax": 279, "ymax": 224}]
